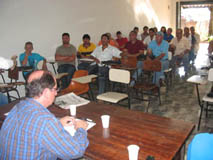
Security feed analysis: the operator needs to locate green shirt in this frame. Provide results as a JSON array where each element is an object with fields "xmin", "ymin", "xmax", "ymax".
[{"xmin": 55, "ymin": 44, "xmax": 76, "ymax": 66}]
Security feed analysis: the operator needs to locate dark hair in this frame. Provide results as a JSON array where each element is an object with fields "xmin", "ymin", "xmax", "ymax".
[
  {"xmin": 26, "ymin": 71, "xmax": 56, "ymax": 98},
  {"xmin": 134, "ymin": 27, "xmax": 139, "ymax": 30},
  {"xmin": 143, "ymin": 26, "xmax": 148, "ymax": 30},
  {"xmin": 101, "ymin": 33, "xmax": 110, "ymax": 40},
  {"xmin": 168, "ymin": 28, "xmax": 172, "ymax": 32},
  {"xmin": 62, "ymin": 33, "xmax": 70, "ymax": 37},
  {"xmin": 83, "ymin": 34, "xmax": 90, "ymax": 40},
  {"xmin": 25, "ymin": 41, "xmax": 33, "ymax": 47},
  {"xmin": 130, "ymin": 30, "xmax": 137, "ymax": 35},
  {"xmin": 116, "ymin": 31, "xmax": 122, "ymax": 35},
  {"xmin": 149, "ymin": 28, "xmax": 154, "ymax": 32}
]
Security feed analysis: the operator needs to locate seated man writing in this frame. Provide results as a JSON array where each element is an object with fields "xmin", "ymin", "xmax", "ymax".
[
  {"xmin": 91, "ymin": 33, "xmax": 122, "ymax": 94},
  {"xmin": 19, "ymin": 41, "xmax": 47, "ymax": 80},
  {"xmin": 77, "ymin": 34, "xmax": 96, "ymax": 72},
  {"xmin": 0, "ymin": 70, "xmax": 89, "ymax": 159},
  {"xmin": 147, "ymin": 31, "xmax": 169, "ymax": 86}
]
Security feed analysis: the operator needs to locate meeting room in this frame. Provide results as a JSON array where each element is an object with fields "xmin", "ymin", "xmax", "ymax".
[{"xmin": 1, "ymin": 0, "xmax": 213, "ymax": 159}]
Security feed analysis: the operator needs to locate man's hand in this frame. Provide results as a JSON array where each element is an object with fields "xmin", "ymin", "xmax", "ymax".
[
  {"xmin": 74, "ymin": 120, "xmax": 88, "ymax": 130},
  {"xmin": 60, "ymin": 116, "xmax": 76, "ymax": 127},
  {"xmin": 156, "ymin": 53, "xmax": 165, "ymax": 60},
  {"xmin": 94, "ymin": 58, "xmax": 100, "ymax": 64}
]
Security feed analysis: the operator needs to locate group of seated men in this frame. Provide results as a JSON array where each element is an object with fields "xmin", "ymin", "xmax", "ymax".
[
  {"xmin": 3, "ymin": 26, "xmax": 201, "ymax": 96},
  {"xmin": 0, "ymin": 26, "xmax": 210, "ymax": 160}
]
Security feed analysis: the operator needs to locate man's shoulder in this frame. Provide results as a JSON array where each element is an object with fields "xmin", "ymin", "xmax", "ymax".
[
  {"xmin": 19, "ymin": 52, "xmax": 26, "ymax": 58},
  {"xmin": 31, "ymin": 53, "xmax": 41, "ymax": 56},
  {"xmin": 162, "ymin": 40, "xmax": 169, "ymax": 46},
  {"xmin": 108, "ymin": 45, "xmax": 119, "ymax": 51},
  {"xmin": 69, "ymin": 44, "xmax": 76, "ymax": 49}
]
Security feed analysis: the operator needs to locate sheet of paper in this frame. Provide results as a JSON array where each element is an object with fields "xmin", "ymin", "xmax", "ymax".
[
  {"xmin": 55, "ymin": 92, "xmax": 90, "ymax": 109},
  {"xmin": 64, "ymin": 120, "xmax": 96, "ymax": 136}
]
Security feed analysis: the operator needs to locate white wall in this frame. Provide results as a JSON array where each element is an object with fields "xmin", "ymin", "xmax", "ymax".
[{"xmin": 0, "ymin": 0, "xmax": 171, "ymax": 96}]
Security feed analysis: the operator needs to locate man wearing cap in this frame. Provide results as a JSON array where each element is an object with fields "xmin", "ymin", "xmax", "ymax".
[{"xmin": 147, "ymin": 31, "xmax": 169, "ymax": 86}]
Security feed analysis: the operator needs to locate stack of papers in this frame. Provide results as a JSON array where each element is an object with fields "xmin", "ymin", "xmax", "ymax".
[
  {"xmin": 64, "ymin": 119, "xmax": 96, "ymax": 136},
  {"xmin": 55, "ymin": 92, "xmax": 90, "ymax": 109}
]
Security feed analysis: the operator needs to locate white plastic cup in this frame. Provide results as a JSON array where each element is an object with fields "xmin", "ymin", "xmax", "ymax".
[
  {"xmin": 101, "ymin": 115, "xmax": 110, "ymax": 128},
  {"xmin": 127, "ymin": 145, "xmax": 140, "ymax": 160},
  {"xmin": 70, "ymin": 105, "xmax": 76, "ymax": 116},
  {"xmin": 102, "ymin": 128, "xmax": 110, "ymax": 138}
]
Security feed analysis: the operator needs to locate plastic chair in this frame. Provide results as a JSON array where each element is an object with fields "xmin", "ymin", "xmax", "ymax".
[
  {"xmin": 60, "ymin": 70, "xmax": 89, "ymax": 96},
  {"xmin": 187, "ymin": 133, "xmax": 213, "ymax": 160},
  {"xmin": 97, "ymin": 68, "xmax": 131, "ymax": 109}
]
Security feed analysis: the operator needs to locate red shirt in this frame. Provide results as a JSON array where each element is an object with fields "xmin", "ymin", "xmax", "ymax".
[
  {"xmin": 116, "ymin": 37, "xmax": 128, "ymax": 50},
  {"xmin": 124, "ymin": 40, "xmax": 145, "ymax": 54}
]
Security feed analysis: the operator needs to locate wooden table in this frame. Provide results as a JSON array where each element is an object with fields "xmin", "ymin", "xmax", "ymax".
[{"xmin": 0, "ymin": 101, "xmax": 195, "ymax": 160}]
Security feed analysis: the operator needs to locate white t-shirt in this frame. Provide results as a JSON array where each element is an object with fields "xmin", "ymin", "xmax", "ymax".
[
  {"xmin": 91, "ymin": 45, "xmax": 121, "ymax": 65},
  {"xmin": 171, "ymin": 37, "xmax": 191, "ymax": 56},
  {"xmin": 0, "ymin": 57, "xmax": 13, "ymax": 70},
  {"xmin": 137, "ymin": 34, "xmax": 141, "ymax": 41},
  {"xmin": 144, "ymin": 35, "xmax": 156, "ymax": 46}
]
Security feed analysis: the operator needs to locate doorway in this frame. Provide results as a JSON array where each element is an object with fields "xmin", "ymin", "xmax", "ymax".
[{"xmin": 177, "ymin": 1, "xmax": 213, "ymax": 41}]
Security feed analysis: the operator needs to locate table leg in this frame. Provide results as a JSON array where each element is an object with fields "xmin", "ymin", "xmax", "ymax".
[
  {"xmin": 89, "ymin": 83, "xmax": 95, "ymax": 101},
  {"xmin": 195, "ymin": 84, "xmax": 201, "ymax": 106},
  {"xmin": 51, "ymin": 63, "xmax": 57, "ymax": 74}
]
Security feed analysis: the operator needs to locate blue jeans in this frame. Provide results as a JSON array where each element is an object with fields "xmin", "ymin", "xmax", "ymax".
[
  {"xmin": 0, "ymin": 93, "xmax": 8, "ymax": 106},
  {"xmin": 189, "ymin": 48, "xmax": 196, "ymax": 63},
  {"xmin": 78, "ymin": 63, "xmax": 98, "ymax": 74},
  {"xmin": 57, "ymin": 64, "xmax": 76, "ymax": 89},
  {"xmin": 171, "ymin": 54, "xmax": 189, "ymax": 74},
  {"xmin": 97, "ymin": 66, "xmax": 109, "ymax": 94},
  {"xmin": 153, "ymin": 60, "xmax": 169, "ymax": 86},
  {"xmin": 130, "ymin": 61, "xmax": 143, "ymax": 86}
]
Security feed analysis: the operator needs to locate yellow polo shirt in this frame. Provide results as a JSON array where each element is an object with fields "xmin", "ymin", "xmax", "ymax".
[{"xmin": 78, "ymin": 43, "xmax": 96, "ymax": 56}]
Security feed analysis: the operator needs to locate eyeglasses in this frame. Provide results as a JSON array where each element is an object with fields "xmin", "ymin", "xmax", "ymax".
[{"xmin": 51, "ymin": 87, "xmax": 59, "ymax": 92}]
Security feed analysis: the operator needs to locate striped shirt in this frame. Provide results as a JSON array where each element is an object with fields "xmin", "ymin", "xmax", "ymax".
[{"xmin": 0, "ymin": 98, "xmax": 89, "ymax": 160}]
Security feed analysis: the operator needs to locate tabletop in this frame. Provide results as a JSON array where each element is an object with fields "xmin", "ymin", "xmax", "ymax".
[
  {"xmin": 72, "ymin": 74, "xmax": 97, "ymax": 84},
  {"xmin": 187, "ymin": 75, "xmax": 208, "ymax": 85},
  {"xmin": 0, "ymin": 100, "xmax": 195, "ymax": 160}
]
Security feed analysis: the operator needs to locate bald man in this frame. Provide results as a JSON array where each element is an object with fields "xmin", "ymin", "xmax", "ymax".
[{"xmin": 0, "ymin": 70, "xmax": 89, "ymax": 160}]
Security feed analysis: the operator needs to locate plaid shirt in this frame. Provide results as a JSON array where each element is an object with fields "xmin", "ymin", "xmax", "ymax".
[{"xmin": 0, "ymin": 98, "xmax": 89, "ymax": 160}]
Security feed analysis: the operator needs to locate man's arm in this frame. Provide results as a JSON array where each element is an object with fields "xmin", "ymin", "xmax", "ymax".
[
  {"xmin": 41, "ymin": 118, "xmax": 89, "ymax": 160},
  {"xmin": 121, "ymin": 49, "xmax": 144, "ymax": 58},
  {"xmin": 55, "ymin": 53, "xmax": 76, "ymax": 62},
  {"xmin": 21, "ymin": 53, "xmax": 29, "ymax": 66}
]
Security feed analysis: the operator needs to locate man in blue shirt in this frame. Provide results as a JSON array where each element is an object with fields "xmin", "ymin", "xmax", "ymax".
[
  {"xmin": 164, "ymin": 28, "xmax": 174, "ymax": 43},
  {"xmin": 148, "ymin": 32, "xmax": 169, "ymax": 86},
  {"xmin": 0, "ymin": 70, "xmax": 89, "ymax": 159},
  {"xmin": 19, "ymin": 42, "xmax": 47, "ymax": 80}
]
